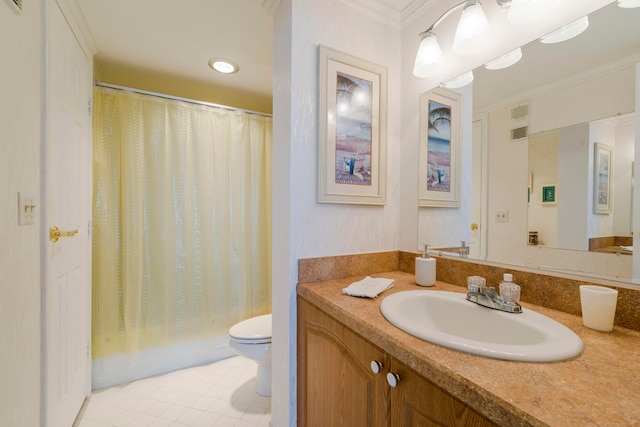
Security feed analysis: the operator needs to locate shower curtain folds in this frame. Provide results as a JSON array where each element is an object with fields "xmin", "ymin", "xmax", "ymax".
[{"xmin": 91, "ymin": 86, "xmax": 272, "ymax": 388}]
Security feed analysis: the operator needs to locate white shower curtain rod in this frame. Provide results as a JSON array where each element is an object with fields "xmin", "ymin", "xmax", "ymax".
[{"xmin": 94, "ymin": 81, "xmax": 272, "ymax": 118}]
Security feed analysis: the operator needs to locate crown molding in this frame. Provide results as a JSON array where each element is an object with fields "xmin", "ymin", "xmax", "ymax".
[
  {"xmin": 340, "ymin": 0, "xmax": 402, "ymax": 27},
  {"xmin": 401, "ymin": 0, "xmax": 439, "ymax": 26}
]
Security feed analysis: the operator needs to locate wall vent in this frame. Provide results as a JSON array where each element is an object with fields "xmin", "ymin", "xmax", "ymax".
[
  {"xmin": 511, "ymin": 126, "xmax": 529, "ymax": 141},
  {"xmin": 510, "ymin": 103, "xmax": 530, "ymax": 141},
  {"xmin": 6, "ymin": 0, "xmax": 22, "ymax": 13}
]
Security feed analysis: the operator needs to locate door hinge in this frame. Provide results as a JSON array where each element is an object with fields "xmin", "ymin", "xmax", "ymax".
[{"xmin": 88, "ymin": 97, "xmax": 92, "ymax": 114}]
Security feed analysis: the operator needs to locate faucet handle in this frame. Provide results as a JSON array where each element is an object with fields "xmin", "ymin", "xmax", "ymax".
[{"xmin": 467, "ymin": 276, "xmax": 486, "ymax": 292}]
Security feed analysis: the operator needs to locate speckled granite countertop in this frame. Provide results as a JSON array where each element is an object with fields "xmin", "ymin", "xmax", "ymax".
[{"xmin": 297, "ymin": 271, "xmax": 640, "ymax": 427}]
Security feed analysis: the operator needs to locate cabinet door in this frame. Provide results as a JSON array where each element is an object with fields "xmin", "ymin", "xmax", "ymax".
[
  {"xmin": 389, "ymin": 358, "xmax": 497, "ymax": 427},
  {"xmin": 298, "ymin": 297, "xmax": 389, "ymax": 427}
]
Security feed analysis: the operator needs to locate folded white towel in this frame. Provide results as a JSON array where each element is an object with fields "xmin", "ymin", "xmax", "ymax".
[
  {"xmin": 342, "ymin": 276, "xmax": 394, "ymax": 298},
  {"xmin": 620, "ymin": 245, "xmax": 633, "ymax": 252}
]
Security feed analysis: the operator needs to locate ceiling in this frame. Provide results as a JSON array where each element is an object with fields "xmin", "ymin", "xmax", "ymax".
[
  {"xmin": 77, "ymin": 0, "xmax": 414, "ymax": 104},
  {"xmin": 76, "ymin": 0, "xmax": 640, "ymax": 111}
]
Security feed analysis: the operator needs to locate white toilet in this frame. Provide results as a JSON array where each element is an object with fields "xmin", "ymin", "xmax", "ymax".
[{"xmin": 229, "ymin": 314, "xmax": 272, "ymax": 396}]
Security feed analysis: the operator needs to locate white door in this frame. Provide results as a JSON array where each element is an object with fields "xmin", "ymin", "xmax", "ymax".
[
  {"xmin": 45, "ymin": 1, "xmax": 93, "ymax": 426},
  {"xmin": 471, "ymin": 118, "xmax": 487, "ymax": 260}
]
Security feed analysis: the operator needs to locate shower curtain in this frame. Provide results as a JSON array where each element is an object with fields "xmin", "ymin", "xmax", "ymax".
[{"xmin": 91, "ymin": 86, "xmax": 272, "ymax": 388}]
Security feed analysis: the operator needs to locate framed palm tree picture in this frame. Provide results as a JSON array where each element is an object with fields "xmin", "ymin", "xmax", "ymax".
[
  {"xmin": 594, "ymin": 142, "xmax": 612, "ymax": 214},
  {"xmin": 418, "ymin": 88, "xmax": 461, "ymax": 207},
  {"xmin": 317, "ymin": 45, "xmax": 387, "ymax": 205}
]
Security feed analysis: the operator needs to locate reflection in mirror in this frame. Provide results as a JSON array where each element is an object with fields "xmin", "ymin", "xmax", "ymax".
[
  {"xmin": 420, "ymin": 2, "xmax": 640, "ymax": 283},
  {"xmin": 527, "ymin": 113, "xmax": 635, "ymax": 254}
]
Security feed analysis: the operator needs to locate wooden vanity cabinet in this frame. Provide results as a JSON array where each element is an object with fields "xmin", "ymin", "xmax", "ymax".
[
  {"xmin": 298, "ymin": 297, "xmax": 497, "ymax": 427},
  {"xmin": 297, "ymin": 297, "xmax": 389, "ymax": 426}
]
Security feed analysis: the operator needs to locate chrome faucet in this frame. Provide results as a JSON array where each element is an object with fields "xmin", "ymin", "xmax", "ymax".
[{"xmin": 466, "ymin": 279, "xmax": 522, "ymax": 314}]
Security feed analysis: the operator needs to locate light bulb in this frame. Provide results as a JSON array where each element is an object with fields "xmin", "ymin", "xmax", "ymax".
[
  {"xmin": 443, "ymin": 71, "xmax": 474, "ymax": 88},
  {"xmin": 453, "ymin": 1, "xmax": 490, "ymax": 55},
  {"xmin": 540, "ymin": 16, "xmax": 589, "ymax": 44},
  {"xmin": 413, "ymin": 32, "xmax": 443, "ymax": 78},
  {"xmin": 618, "ymin": 0, "xmax": 640, "ymax": 7},
  {"xmin": 484, "ymin": 48, "xmax": 522, "ymax": 70}
]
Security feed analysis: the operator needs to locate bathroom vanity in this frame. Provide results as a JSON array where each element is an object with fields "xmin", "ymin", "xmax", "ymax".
[
  {"xmin": 297, "ymin": 271, "xmax": 640, "ymax": 426},
  {"xmin": 298, "ymin": 295, "xmax": 495, "ymax": 426}
]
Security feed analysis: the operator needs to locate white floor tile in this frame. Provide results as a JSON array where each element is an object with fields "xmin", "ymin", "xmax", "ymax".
[
  {"xmin": 76, "ymin": 356, "xmax": 270, "ymax": 427},
  {"xmin": 148, "ymin": 418, "xmax": 174, "ymax": 427},
  {"xmin": 212, "ymin": 415, "xmax": 241, "ymax": 427}
]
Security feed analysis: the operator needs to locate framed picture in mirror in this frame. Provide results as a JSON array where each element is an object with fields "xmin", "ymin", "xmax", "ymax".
[
  {"xmin": 594, "ymin": 142, "xmax": 612, "ymax": 214},
  {"xmin": 541, "ymin": 185, "xmax": 556, "ymax": 205},
  {"xmin": 317, "ymin": 45, "xmax": 387, "ymax": 205},
  {"xmin": 418, "ymin": 88, "xmax": 461, "ymax": 208}
]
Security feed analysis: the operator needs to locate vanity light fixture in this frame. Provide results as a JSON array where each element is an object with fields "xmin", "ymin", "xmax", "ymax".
[
  {"xmin": 413, "ymin": 0, "xmax": 489, "ymax": 78},
  {"xmin": 208, "ymin": 58, "xmax": 239, "ymax": 74},
  {"xmin": 443, "ymin": 71, "xmax": 475, "ymax": 88},
  {"xmin": 484, "ymin": 47, "xmax": 522, "ymax": 70},
  {"xmin": 539, "ymin": 16, "xmax": 589, "ymax": 44},
  {"xmin": 618, "ymin": 0, "xmax": 640, "ymax": 8}
]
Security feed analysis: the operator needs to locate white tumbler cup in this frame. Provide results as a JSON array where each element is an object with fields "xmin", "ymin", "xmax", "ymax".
[{"xmin": 579, "ymin": 285, "xmax": 618, "ymax": 332}]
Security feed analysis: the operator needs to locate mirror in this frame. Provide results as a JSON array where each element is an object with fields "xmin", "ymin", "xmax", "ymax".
[
  {"xmin": 527, "ymin": 113, "xmax": 635, "ymax": 253},
  {"xmin": 419, "ymin": 1, "xmax": 640, "ymax": 282}
]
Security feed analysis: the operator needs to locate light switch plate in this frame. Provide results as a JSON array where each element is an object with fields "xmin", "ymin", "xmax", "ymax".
[{"xmin": 18, "ymin": 192, "xmax": 36, "ymax": 225}]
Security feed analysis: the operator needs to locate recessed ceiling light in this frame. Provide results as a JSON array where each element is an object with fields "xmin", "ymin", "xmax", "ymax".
[{"xmin": 208, "ymin": 58, "xmax": 239, "ymax": 74}]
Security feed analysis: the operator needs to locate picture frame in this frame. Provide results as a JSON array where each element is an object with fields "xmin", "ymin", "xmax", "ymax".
[
  {"xmin": 418, "ymin": 88, "xmax": 461, "ymax": 207},
  {"xmin": 541, "ymin": 184, "xmax": 557, "ymax": 205},
  {"xmin": 594, "ymin": 142, "xmax": 613, "ymax": 214},
  {"xmin": 317, "ymin": 45, "xmax": 387, "ymax": 205}
]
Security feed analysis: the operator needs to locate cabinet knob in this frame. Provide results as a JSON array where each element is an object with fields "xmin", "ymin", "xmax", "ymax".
[
  {"xmin": 386, "ymin": 372, "xmax": 400, "ymax": 387},
  {"xmin": 370, "ymin": 360, "xmax": 383, "ymax": 374}
]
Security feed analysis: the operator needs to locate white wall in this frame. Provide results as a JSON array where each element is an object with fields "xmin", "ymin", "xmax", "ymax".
[
  {"xmin": 272, "ymin": 0, "xmax": 402, "ymax": 424},
  {"xmin": 557, "ymin": 124, "xmax": 589, "ymax": 250},
  {"xmin": 0, "ymin": 1, "xmax": 43, "ymax": 425},
  {"xmin": 613, "ymin": 115, "xmax": 635, "ymax": 237}
]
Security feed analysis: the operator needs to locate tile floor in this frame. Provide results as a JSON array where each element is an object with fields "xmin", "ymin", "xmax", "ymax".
[{"xmin": 74, "ymin": 356, "xmax": 271, "ymax": 427}]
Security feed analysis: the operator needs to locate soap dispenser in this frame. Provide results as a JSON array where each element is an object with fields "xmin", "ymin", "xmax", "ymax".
[{"xmin": 416, "ymin": 244, "xmax": 436, "ymax": 287}]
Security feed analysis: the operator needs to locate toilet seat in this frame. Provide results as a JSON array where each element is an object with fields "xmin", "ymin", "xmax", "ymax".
[{"xmin": 229, "ymin": 314, "xmax": 272, "ymax": 344}]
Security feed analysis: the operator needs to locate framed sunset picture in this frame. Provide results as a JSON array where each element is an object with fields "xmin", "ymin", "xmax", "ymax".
[
  {"xmin": 418, "ymin": 88, "xmax": 461, "ymax": 207},
  {"xmin": 317, "ymin": 45, "xmax": 388, "ymax": 205}
]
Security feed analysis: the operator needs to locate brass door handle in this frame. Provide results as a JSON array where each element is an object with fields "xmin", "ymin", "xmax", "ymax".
[
  {"xmin": 471, "ymin": 223, "xmax": 479, "ymax": 231},
  {"xmin": 50, "ymin": 226, "xmax": 78, "ymax": 242}
]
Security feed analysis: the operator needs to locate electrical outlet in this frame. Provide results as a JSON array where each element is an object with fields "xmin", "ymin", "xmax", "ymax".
[
  {"xmin": 18, "ymin": 192, "xmax": 36, "ymax": 225},
  {"xmin": 496, "ymin": 210, "xmax": 509, "ymax": 223}
]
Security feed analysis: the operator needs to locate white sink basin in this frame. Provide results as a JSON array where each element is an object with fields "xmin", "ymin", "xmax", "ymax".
[{"xmin": 380, "ymin": 290, "xmax": 583, "ymax": 362}]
